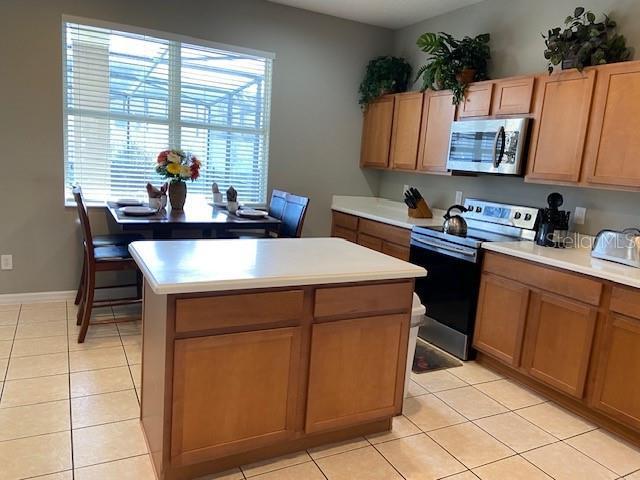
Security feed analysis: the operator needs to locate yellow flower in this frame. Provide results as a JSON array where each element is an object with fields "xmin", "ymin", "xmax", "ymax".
[
  {"xmin": 166, "ymin": 163, "xmax": 181, "ymax": 175},
  {"xmin": 179, "ymin": 165, "xmax": 191, "ymax": 178}
]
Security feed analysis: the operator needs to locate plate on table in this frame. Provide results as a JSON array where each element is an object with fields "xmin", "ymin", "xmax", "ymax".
[
  {"xmin": 208, "ymin": 201, "xmax": 243, "ymax": 209},
  {"xmin": 115, "ymin": 198, "xmax": 143, "ymax": 207},
  {"xmin": 119, "ymin": 206, "xmax": 157, "ymax": 217},
  {"xmin": 236, "ymin": 208, "xmax": 269, "ymax": 219}
]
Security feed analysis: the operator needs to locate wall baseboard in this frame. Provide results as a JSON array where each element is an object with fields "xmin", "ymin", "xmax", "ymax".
[{"xmin": 0, "ymin": 290, "xmax": 76, "ymax": 305}]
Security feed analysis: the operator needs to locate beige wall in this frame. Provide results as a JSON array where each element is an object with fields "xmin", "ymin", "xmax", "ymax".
[
  {"xmin": 380, "ymin": 0, "xmax": 640, "ymax": 234},
  {"xmin": 0, "ymin": 0, "xmax": 390, "ymax": 294}
]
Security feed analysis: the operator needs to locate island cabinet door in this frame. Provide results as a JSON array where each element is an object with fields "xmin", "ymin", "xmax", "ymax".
[
  {"xmin": 591, "ymin": 312, "xmax": 640, "ymax": 430},
  {"xmin": 305, "ymin": 314, "xmax": 409, "ymax": 434},
  {"xmin": 170, "ymin": 327, "xmax": 302, "ymax": 466},
  {"xmin": 522, "ymin": 292, "xmax": 597, "ymax": 399},
  {"xmin": 473, "ymin": 273, "xmax": 530, "ymax": 367}
]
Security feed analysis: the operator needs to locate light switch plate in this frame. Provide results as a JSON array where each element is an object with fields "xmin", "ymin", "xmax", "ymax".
[
  {"xmin": 574, "ymin": 207, "xmax": 587, "ymax": 225},
  {"xmin": 1, "ymin": 255, "xmax": 12, "ymax": 270}
]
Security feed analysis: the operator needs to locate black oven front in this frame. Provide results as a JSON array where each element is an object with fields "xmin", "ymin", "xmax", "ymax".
[{"xmin": 409, "ymin": 232, "xmax": 483, "ymax": 360}]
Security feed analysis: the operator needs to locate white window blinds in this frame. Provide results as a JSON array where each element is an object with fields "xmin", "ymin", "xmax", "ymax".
[{"xmin": 63, "ymin": 20, "xmax": 273, "ymax": 205}]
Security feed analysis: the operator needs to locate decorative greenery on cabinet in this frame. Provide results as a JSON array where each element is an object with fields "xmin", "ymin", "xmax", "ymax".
[
  {"xmin": 543, "ymin": 7, "xmax": 632, "ymax": 74},
  {"xmin": 358, "ymin": 56, "xmax": 412, "ymax": 109},
  {"xmin": 415, "ymin": 32, "xmax": 491, "ymax": 104}
]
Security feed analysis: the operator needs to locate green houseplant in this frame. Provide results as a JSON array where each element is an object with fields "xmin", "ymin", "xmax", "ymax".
[
  {"xmin": 358, "ymin": 56, "xmax": 412, "ymax": 109},
  {"xmin": 415, "ymin": 32, "xmax": 491, "ymax": 104},
  {"xmin": 543, "ymin": 7, "xmax": 631, "ymax": 74}
]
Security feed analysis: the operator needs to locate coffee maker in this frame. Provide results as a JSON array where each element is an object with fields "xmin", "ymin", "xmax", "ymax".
[{"xmin": 535, "ymin": 193, "xmax": 571, "ymax": 248}]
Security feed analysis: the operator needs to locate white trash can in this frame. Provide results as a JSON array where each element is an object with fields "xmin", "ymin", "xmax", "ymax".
[{"xmin": 405, "ymin": 293, "xmax": 426, "ymax": 398}]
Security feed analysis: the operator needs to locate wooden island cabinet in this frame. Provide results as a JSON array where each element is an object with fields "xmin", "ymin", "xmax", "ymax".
[
  {"xmin": 130, "ymin": 238, "xmax": 424, "ymax": 480},
  {"xmin": 474, "ymin": 251, "xmax": 640, "ymax": 444}
]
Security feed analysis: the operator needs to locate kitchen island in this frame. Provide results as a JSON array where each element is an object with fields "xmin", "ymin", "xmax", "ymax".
[{"xmin": 129, "ymin": 238, "xmax": 426, "ymax": 480}]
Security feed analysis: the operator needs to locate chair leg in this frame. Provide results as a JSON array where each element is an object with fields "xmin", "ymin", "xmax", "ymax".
[
  {"xmin": 76, "ymin": 258, "xmax": 88, "ymax": 326},
  {"xmin": 74, "ymin": 253, "xmax": 86, "ymax": 305},
  {"xmin": 77, "ymin": 265, "xmax": 95, "ymax": 343}
]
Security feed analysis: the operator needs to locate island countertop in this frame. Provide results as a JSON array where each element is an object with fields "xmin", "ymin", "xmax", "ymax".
[{"xmin": 129, "ymin": 237, "xmax": 426, "ymax": 295}]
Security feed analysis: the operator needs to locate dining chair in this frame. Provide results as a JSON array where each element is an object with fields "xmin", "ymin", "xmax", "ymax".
[
  {"xmin": 274, "ymin": 190, "xmax": 310, "ymax": 238},
  {"xmin": 236, "ymin": 189, "xmax": 309, "ymax": 239},
  {"xmin": 73, "ymin": 186, "xmax": 142, "ymax": 343}
]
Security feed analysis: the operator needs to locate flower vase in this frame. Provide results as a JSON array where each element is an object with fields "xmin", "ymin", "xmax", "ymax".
[{"xmin": 169, "ymin": 181, "xmax": 187, "ymax": 210}]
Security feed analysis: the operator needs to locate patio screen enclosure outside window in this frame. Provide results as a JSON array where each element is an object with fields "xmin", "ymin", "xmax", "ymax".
[{"xmin": 63, "ymin": 18, "xmax": 273, "ymax": 205}]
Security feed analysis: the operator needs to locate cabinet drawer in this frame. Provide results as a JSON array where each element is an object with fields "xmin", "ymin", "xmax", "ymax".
[
  {"xmin": 314, "ymin": 281, "xmax": 413, "ymax": 320},
  {"xmin": 359, "ymin": 219, "xmax": 410, "ymax": 247},
  {"xmin": 483, "ymin": 253, "xmax": 602, "ymax": 305},
  {"xmin": 332, "ymin": 211, "xmax": 359, "ymax": 231},
  {"xmin": 382, "ymin": 241, "xmax": 410, "ymax": 261},
  {"xmin": 610, "ymin": 286, "xmax": 640, "ymax": 319},
  {"xmin": 175, "ymin": 290, "xmax": 304, "ymax": 333},
  {"xmin": 357, "ymin": 233, "xmax": 383, "ymax": 252},
  {"xmin": 333, "ymin": 225, "xmax": 357, "ymax": 243}
]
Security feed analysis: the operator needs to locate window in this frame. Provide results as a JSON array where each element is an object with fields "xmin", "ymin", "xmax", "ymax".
[{"xmin": 63, "ymin": 18, "xmax": 273, "ymax": 205}]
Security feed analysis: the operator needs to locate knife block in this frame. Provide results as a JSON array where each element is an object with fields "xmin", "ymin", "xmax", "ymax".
[{"xmin": 408, "ymin": 198, "xmax": 433, "ymax": 219}]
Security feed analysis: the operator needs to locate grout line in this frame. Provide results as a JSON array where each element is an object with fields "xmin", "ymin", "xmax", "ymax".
[
  {"xmin": 65, "ymin": 301, "xmax": 76, "ymax": 480},
  {"xmin": 0, "ymin": 305, "xmax": 21, "ymax": 401}
]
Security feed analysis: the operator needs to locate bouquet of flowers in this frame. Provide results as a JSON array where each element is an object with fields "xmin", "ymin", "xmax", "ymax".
[{"xmin": 155, "ymin": 149, "xmax": 201, "ymax": 182}]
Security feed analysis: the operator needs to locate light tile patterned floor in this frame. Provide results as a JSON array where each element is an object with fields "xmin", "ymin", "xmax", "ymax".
[{"xmin": 1, "ymin": 301, "xmax": 640, "ymax": 479}]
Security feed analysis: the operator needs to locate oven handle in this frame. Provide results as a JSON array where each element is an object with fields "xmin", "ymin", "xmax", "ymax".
[{"xmin": 411, "ymin": 236, "xmax": 476, "ymax": 257}]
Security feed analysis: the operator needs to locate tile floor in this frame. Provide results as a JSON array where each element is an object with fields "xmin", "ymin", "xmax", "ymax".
[{"xmin": 1, "ymin": 301, "xmax": 640, "ymax": 479}]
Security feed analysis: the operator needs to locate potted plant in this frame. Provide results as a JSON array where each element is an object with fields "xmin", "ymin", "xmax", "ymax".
[
  {"xmin": 415, "ymin": 32, "xmax": 491, "ymax": 104},
  {"xmin": 358, "ymin": 56, "xmax": 412, "ymax": 110},
  {"xmin": 156, "ymin": 149, "xmax": 201, "ymax": 210},
  {"xmin": 543, "ymin": 7, "xmax": 631, "ymax": 74}
]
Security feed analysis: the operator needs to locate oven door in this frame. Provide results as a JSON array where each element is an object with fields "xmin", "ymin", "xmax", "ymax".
[
  {"xmin": 410, "ymin": 235, "xmax": 482, "ymax": 359},
  {"xmin": 447, "ymin": 118, "xmax": 529, "ymax": 175}
]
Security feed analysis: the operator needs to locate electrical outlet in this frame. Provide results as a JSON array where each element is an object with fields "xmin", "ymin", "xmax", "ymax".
[
  {"xmin": 455, "ymin": 191, "xmax": 463, "ymax": 204},
  {"xmin": 1, "ymin": 255, "xmax": 12, "ymax": 271},
  {"xmin": 403, "ymin": 184, "xmax": 410, "ymax": 195},
  {"xmin": 574, "ymin": 207, "xmax": 587, "ymax": 225}
]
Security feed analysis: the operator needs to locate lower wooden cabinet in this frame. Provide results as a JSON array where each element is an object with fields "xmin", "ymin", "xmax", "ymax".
[
  {"xmin": 473, "ymin": 273, "xmax": 529, "ymax": 367},
  {"xmin": 305, "ymin": 314, "xmax": 408, "ymax": 433},
  {"xmin": 592, "ymin": 313, "xmax": 640, "ymax": 430},
  {"xmin": 474, "ymin": 252, "xmax": 640, "ymax": 444},
  {"xmin": 331, "ymin": 211, "xmax": 410, "ymax": 261},
  {"xmin": 171, "ymin": 328, "xmax": 302, "ymax": 464},
  {"xmin": 522, "ymin": 292, "xmax": 597, "ymax": 398}
]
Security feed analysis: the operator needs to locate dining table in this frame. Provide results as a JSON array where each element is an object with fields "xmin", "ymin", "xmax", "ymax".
[{"xmin": 106, "ymin": 200, "xmax": 281, "ymax": 239}]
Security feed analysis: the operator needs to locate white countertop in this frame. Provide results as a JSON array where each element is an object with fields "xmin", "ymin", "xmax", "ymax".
[
  {"xmin": 129, "ymin": 238, "xmax": 427, "ymax": 295},
  {"xmin": 483, "ymin": 241, "xmax": 640, "ymax": 289},
  {"xmin": 331, "ymin": 196, "xmax": 445, "ymax": 230}
]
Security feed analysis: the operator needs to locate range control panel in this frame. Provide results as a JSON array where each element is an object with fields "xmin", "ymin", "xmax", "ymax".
[{"xmin": 463, "ymin": 198, "xmax": 539, "ymax": 230}]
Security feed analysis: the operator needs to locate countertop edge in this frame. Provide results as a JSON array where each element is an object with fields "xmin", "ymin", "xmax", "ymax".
[
  {"xmin": 129, "ymin": 240, "xmax": 427, "ymax": 296},
  {"xmin": 482, "ymin": 242, "xmax": 640, "ymax": 289}
]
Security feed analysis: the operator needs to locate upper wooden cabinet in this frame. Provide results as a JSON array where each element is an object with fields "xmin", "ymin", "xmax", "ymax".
[
  {"xmin": 492, "ymin": 76, "xmax": 535, "ymax": 115},
  {"xmin": 584, "ymin": 62, "xmax": 640, "ymax": 187},
  {"xmin": 526, "ymin": 69, "xmax": 596, "ymax": 183},
  {"xmin": 418, "ymin": 90, "xmax": 456, "ymax": 173},
  {"xmin": 360, "ymin": 96, "xmax": 394, "ymax": 169},
  {"xmin": 390, "ymin": 92, "xmax": 423, "ymax": 170},
  {"xmin": 458, "ymin": 82, "xmax": 494, "ymax": 118}
]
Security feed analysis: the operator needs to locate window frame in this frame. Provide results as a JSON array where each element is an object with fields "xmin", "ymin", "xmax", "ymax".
[{"xmin": 61, "ymin": 15, "xmax": 275, "ymax": 207}]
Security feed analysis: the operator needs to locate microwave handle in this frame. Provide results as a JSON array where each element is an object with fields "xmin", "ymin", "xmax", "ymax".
[{"xmin": 493, "ymin": 126, "xmax": 506, "ymax": 168}]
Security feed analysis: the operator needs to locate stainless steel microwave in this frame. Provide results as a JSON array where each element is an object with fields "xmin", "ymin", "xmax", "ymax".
[{"xmin": 446, "ymin": 118, "xmax": 530, "ymax": 175}]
